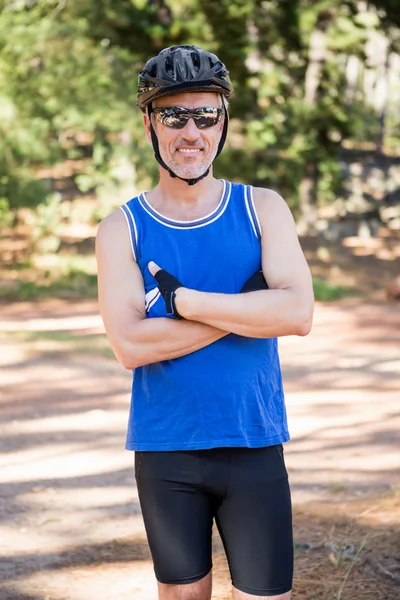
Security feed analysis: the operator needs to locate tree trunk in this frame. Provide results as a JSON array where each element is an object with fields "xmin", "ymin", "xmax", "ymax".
[
  {"xmin": 300, "ymin": 14, "xmax": 329, "ymax": 232},
  {"xmin": 304, "ymin": 27, "xmax": 326, "ymax": 106},
  {"xmin": 376, "ymin": 42, "xmax": 390, "ymax": 153},
  {"xmin": 298, "ymin": 163, "xmax": 319, "ymax": 234}
]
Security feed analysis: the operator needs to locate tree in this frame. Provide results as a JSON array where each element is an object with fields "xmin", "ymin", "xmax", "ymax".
[{"xmin": 0, "ymin": 0, "xmax": 398, "ymax": 228}]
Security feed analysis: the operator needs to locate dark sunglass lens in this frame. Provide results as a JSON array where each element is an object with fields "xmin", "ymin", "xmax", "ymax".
[
  {"xmin": 157, "ymin": 110, "xmax": 188, "ymax": 128},
  {"xmin": 156, "ymin": 107, "xmax": 221, "ymax": 129},
  {"xmin": 162, "ymin": 114, "xmax": 188, "ymax": 128},
  {"xmin": 194, "ymin": 115, "xmax": 219, "ymax": 129}
]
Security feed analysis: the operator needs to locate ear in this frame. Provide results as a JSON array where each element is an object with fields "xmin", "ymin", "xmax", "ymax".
[{"xmin": 143, "ymin": 113, "xmax": 152, "ymax": 144}]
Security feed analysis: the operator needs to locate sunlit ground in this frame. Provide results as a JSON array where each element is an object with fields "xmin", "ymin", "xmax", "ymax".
[{"xmin": 0, "ymin": 300, "xmax": 399, "ymax": 599}]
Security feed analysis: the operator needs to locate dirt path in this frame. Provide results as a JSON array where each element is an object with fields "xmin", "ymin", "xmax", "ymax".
[{"xmin": 0, "ymin": 300, "xmax": 399, "ymax": 600}]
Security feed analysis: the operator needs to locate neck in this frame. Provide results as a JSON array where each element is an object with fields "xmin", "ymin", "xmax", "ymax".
[
  {"xmin": 152, "ymin": 166, "xmax": 220, "ymax": 206},
  {"xmin": 145, "ymin": 167, "xmax": 224, "ymax": 221}
]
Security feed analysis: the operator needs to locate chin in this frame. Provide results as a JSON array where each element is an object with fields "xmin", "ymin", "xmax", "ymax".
[
  {"xmin": 176, "ymin": 169, "xmax": 206, "ymax": 180},
  {"xmin": 168, "ymin": 161, "xmax": 209, "ymax": 180}
]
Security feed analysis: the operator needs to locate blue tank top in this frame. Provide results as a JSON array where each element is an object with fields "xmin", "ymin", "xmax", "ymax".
[{"xmin": 120, "ymin": 180, "xmax": 289, "ymax": 451}]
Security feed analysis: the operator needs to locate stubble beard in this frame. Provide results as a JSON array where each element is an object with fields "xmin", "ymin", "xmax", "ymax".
[{"xmin": 160, "ymin": 143, "xmax": 219, "ymax": 181}]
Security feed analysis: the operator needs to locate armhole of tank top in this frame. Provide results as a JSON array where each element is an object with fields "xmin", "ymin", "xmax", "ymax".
[
  {"xmin": 244, "ymin": 185, "xmax": 262, "ymax": 240},
  {"xmin": 120, "ymin": 203, "xmax": 138, "ymax": 262}
]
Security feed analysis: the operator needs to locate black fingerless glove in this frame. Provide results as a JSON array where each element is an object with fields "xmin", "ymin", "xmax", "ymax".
[
  {"xmin": 241, "ymin": 271, "xmax": 269, "ymax": 293},
  {"xmin": 153, "ymin": 269, "xmax": 184, "ymax": 319}
]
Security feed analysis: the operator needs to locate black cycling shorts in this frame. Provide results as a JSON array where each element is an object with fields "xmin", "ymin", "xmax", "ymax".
[{"xmin": 135, "ymin": 445, "xmax": 293, "ymax": 596}]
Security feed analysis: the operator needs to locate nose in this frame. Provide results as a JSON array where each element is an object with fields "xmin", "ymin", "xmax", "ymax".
[{"xmin": 180, "ymin": 117, "xmax": 200, "ymax": 141}]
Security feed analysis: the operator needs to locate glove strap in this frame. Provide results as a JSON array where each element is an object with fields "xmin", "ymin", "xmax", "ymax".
[{"xmin": 164, "ymin": 291, "xmax": 182, "ymax": 319}]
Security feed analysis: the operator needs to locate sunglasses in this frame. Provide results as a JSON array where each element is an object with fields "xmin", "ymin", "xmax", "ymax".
[{"xmin": 153, "ymin": 106, "xmax": 223, "ymax": 129}]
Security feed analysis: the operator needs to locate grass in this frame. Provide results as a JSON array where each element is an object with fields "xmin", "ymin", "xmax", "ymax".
[
  {"xmin": 0, "ymin": 269, "xmax": 98, "ymax": 301},
  {"xmin": 0, "ymin": 329, "xmax": 115, "ymax": 360},
  {"xmin": 0, "ymin": 230, "xmax": 365, "ymax": 305},
  {"xmin": 292, "ymin": 525, "xmax": 398, "ymax": 600},
  {"xmin": 1, "ymin": 270, "xmax": 357, "ymax": 303},
  {"xmin": 0, "ymin": 250, "xmax": 99, "ymax": 301},
  {"xmin": 290, "ymin": 489, "xmax": 400, "ymax": 600},
  {"xmin": 312, "ymin": 276, "xmax": 357, "ymax": 301},
  {"xmin": 213, "ymin": 492, "xmax": 400, "ymax": 600}
]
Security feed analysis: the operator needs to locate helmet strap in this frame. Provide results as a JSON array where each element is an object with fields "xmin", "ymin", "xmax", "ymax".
[{"xmin": 148, "ymin": 102, "xmax": 228, "ymax": 186}]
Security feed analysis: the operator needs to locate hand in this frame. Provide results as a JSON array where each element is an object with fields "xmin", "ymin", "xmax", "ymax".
[
  {"xmin": 148, "ymin": 261, "xmax": 184, "ymax": 319},
  {"xmin": 241, "ymin": 271, "xmax": 269, "ymax": 293}
]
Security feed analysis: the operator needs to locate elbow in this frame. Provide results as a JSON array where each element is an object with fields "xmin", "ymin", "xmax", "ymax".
[
  {"xmin": 120, "ymin": 349, "xmax": 143, "ymax": 371},
  {"xmin": 104, "ymin": 322, "xmax": 147, "ymax": 370},
  {"xmin": 118, "ymin": 344, "xmax": 152, "ymax": 370},
  {"xmin": 113, "ymin": 341, "xmax": 140, "ymax": 371},
  {"xmin": 121, "ymin": 357, "xmax": 137, "ymax": 371},
  {"xmin": 117, "ymin": 352, "xmax": 135, "ymax": 371},
  {"xmin": 296, "ymin": 319, "xmax": 312, "ymax": 337},
  {"xmin": 295, "ymin": 307, "xmax": 313, "ymax": 337}
]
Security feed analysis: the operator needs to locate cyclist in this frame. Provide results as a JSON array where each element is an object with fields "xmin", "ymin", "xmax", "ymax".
[{"xmin": 96, "ymin": 44, "xmax": 314, "ymax": 600}]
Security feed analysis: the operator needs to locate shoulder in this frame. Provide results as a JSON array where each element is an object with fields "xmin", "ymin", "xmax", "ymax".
[
  {"xmin": 251, "ymin": 187, "xmax": 296, "ymax": 235},
  {"xmin": 96, "ymin": 208, "xmax": 125, "ymax": 238},
  {"xmin": 252, "ymin": 187, "xmax": 289, "ymax": 212},
  {"xmin": 95, "ymin": 208, "xmax": 131, "ymax": 256}
]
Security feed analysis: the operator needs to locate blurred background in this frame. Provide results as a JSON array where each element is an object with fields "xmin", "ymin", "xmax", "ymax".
[
  {"xmin": 0, "ymin": 0, "xmax": 399, "ymax": 300},
  {"xmin": 1, "ymin": 2, "xmax": 400, "ymax": 600}
]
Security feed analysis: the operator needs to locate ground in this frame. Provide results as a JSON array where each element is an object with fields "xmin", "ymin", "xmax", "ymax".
[
  {"xmin": 0, "ymin": 209, "xmax": 399, "ymax": 600},
  {"xmin": 0, "ymin": 296, "xmax": 399, "ymax": 600}
]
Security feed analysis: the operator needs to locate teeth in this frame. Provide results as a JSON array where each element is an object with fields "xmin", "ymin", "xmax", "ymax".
[{"xmin": 178, "ymin": 149, "xmax": 201, "ymax": 153}]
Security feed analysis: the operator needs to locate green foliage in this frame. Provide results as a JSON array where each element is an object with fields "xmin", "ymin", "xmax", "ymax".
[
  {"xmin": 25, "ymin": 193, "xmax": 70, "ymax": 254},
  {"xmin": 312, "ymin": 276, "xmax": 357, "ymax": 301},
  {"xmin": 1, "ymin": 328, "xmax": 114, "ymax": 359},
  {"xmin": 0, "ymin": 269, "xmax": 98, "ymax": 301},
  {"xmin": 0, "ymin": 0, "xmax": 399, "ymax": 223},
  {"xmin": 0, "ymin": 92, "xmax": 52, "ymax": 211},
  {"xmin": 0, "ymin": 198, "xmax": 12, "ymax": 229}
]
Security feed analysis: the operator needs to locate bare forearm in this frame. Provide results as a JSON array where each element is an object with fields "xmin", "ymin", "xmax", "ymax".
[
  {"xmin": 175, "ymin": 288, "xmax": 313, "ymax": 338},
  {"xmin": 111, "ymin": 316, "xmax": 228, "ymax": 369}
]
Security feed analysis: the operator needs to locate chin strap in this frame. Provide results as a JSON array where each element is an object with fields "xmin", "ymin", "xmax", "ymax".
[{"xmin": 148, "ymin": 103, "xmax": 228, "ymax": 186}]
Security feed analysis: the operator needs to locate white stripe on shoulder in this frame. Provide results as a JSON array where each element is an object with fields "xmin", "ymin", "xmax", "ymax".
[
  {"xmin": 248, "ymin": 185, "xmax": 262, "ymax": 238},
  {"xmin": 244, "ymin": 185, "xmax": 259, "ymax": 239},
  {"xmin": 120, "ymin": 204, "xmax": 138, "ymax": 262},
  {"xmin": 145, "ymin": 288, "xmax": 161, "ymax": 313}
]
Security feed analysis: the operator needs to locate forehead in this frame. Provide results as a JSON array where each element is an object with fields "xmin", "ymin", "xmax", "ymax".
[{"xmin": 154, "ymin": 91, "xmax": 221, "ymax": 109}]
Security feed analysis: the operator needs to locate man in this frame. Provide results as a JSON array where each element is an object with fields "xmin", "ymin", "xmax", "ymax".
[{"xmin": 96, "ymin": 45, "xmax": 314, "ymax": 600}]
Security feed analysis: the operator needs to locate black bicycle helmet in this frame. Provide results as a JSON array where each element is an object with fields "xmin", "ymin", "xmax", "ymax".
[
  {"xmin": 137, "ymin": 45, "xmax": 232, "ymax": 111},
  {"xmin": 137, "ymin": 45, "xmax": 233, "ymax": 186}
]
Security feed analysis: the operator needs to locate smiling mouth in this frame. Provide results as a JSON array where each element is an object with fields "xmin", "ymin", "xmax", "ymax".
[{"xmin": 176, "ymin": 148, "xmax": 203, "ymax": 154}]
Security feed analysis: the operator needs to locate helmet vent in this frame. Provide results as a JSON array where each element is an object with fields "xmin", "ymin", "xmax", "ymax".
[
  {"xmin": 165, "ymin": 56, "xmax": 174, "ymax": 76},
  {"xmin": 191, "ymin": 51, "xmax": 200, "ymax": 72}
]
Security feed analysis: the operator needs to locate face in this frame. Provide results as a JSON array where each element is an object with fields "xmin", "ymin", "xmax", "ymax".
[{"xmin": 144, "ymin": 92, "xmax": 224, "ymax": 181}]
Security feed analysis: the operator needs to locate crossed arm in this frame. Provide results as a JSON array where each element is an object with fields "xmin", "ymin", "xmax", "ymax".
[
  {"xmin": 96, "ymin": 188, "xmax": 314, "ymax": 370},
  {"xmin": 96, "ymin": 213, "xmax": 228, "ymax": 370}
]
